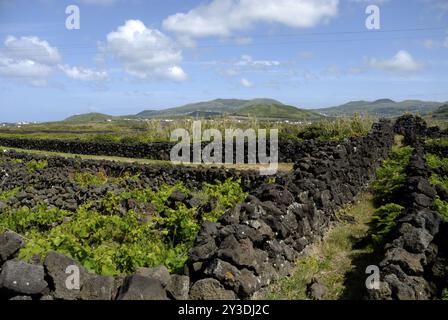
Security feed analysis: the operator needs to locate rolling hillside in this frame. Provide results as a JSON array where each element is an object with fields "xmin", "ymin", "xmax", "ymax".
[
  {"xmin": 235, "ymin": 100, "xmax": 321, "ymax": 120},
  {"xmin": 135, "ymin": 98, "xmax": 321, "ymax": 120},
  {"xmin": 315, "ymin": 99, "xmax": 445, "ymax": 117},
  {"xmin": 64, "ymin": 113, "xmax": 114, "ymax": 122}
]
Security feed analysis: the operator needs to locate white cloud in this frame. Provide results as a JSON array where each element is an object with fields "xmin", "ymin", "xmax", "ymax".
[
  {"xmin": 3, "ymin": 36, "xmax": 61, "ymax": 65},
  {"xmin": 240, "ymin": 77, "xmax": 253, "ymax": 87},
  {"xmin": 368, "ymin": 50, "xmax": 425, "ymax": 73},
  {"xmin": 105, "ymin": 20, "xmax": 187, "ymax": 82},
  {"xmin": 0, "ymin": 35, "xmax": 109, "ymax": 86},
  {"xmin": 163, "ymin": 0, "xmax": 339, "ymax": 38},
  {"xmin": 59, "ymin": 64, "xmax": 108, "ymax": 82},
  {"xmin": 0, "ymin": 36, "xmax": 61, "ymax": 86},
  {"xmin": 0, "ymin": 54, "xmax": 52, "ymax": 86}
]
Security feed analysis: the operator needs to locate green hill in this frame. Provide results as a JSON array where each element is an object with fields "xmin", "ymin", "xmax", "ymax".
[
  {"xmin": 134, "ymin": 98, "xmax": 320, "ymax": 120},
  {"xmin": 64, "ymin": 113, "xmax": 114, "ymax": 122},
  {"xmin": 135, "ymin": 110, "xmax": 158, "ymax": 118},
  {"xmin": 433, "ymin": 104, "xmax": 448, "ymax": 119},
  {"xmin": 136, "ymin": 99, "xmax": 247, "ymax": 118},
  {"xmin": 235, "ymin": 100, "xmax": 321, "ymax": 120},
  {"xmin": 315, "ymin": 99, "xmax": 445, "ymax": 117}
]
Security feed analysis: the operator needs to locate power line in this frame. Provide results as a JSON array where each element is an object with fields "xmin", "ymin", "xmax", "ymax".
[
  {"xmin": 1, "ymin": 33, "xmax": 445, "ymax": 60},
  {"xmin": 0, "ymin": 25, "xmax": 446, "ymax": 51}
]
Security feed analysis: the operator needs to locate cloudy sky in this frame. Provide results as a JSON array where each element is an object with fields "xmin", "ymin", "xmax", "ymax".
[{"xmin": 0, "ymin": 0, "xmax": 447, "ymax": 122}]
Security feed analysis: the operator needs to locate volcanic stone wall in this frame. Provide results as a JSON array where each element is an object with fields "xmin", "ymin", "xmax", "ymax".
[
  {"xmin": 0, "ymin": 137, "xmax": 306, "ymax": 163},
  {"xmin": 0, "ymin": 120, "xmax": 396, "ymax": 300},
  {"xmin": 367, "ymin": 119, "xmax": 448, "ymax": 300}
]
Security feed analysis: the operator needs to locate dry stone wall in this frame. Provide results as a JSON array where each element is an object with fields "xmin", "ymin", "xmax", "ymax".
[{"xmin": 367, "ymin": 117, "xmax": 448, "ymax": 300}]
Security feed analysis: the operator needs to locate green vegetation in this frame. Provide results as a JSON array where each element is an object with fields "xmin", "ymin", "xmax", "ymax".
[
  {"xmin": 0, "ymin": 114, "xmax": 374, "ymax": 144},
  {"xmin": 434, "ymin": 197, "xmax": 448, "ymax": 222},
  {"xmin": 25, "ymin": 159, "xmax": 48, "ymax": 173},
  {"xmin": 371, "ymin": 145, "xmax": 414, "ymax": 205},
  {"xmin": 426, "ymin": 153, "xmax": 448, "ymax": 223},
  {"xmin": 72, "ymin": 170, "xmax": 140, "ymax": 188},
  {"xmin": 426, "ymin": 154, "xmax": 448, "ymax": 171},
  {"xmin": 296, "ymin": 114, "xmax": 373, "ymax": 140},
  {"xmin": 0, "ymin": 187, "xmax": 21, "ymax": 201},
  {"xmin": 429, "ymin": 174, "xmax": 448, "ymax": 190},
  {"xmin": 369, "ymin": 203, "xmax": 404, "ymax": 246},
  {"xmin": 425, "ymin": 138, "xmax": 448, "ymax": 147},
  {"xmin": 72, "ymin": 170, "xmax": 109, "ymax": 187},
  {"xmin": 442, "ymin": 288, "xmax": 448, "ymax": 300},
  {"xmin": 0, "ymin": 178, "xmax": 247, "ymax": 276}
]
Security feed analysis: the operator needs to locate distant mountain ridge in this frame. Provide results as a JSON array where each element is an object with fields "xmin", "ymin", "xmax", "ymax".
[
  {"xmin": 63, "ymin": 98, "xmax": 448, "ymax": 122},
  {"xmin": 64, "ymin": 99, "xmax": 322, "ymax": 122},
  {"xmin": 315, "ymin": 99, "xmax": 446, "ymax": 117}
]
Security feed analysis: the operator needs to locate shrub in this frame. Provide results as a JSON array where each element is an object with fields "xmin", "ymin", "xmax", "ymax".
[
  {"xmin": 0, "ymin": 186, "xmax": 21, "ymax": 201},
  {"xmin": 429, "ymin": 173, "xmax": 448, "ymax": 191},
  {"xmin": 73, "ymin": 170, "xmax": 140, "ymax": 188},
  {"xmin": 73, "ymin": 170, "xmax": 108, "ymax": 187},
  {"xmin": 371, "ymin": 146, "xmax": 413, "ymax": 205},
  {"xmin": 199, "ymin": 178, "xmax": 248, "ymax": 222},
  {"xmin": 426, "ymin": 154, "xmax": 448, "ymax": 171},
  {"xmin": 434, "ymin": 197, "xmax": 448, "ymax": 223},
  {"xmin": 442, "ymin": 288, "xmax": 448, "ymax": 300},
  {"xmin": 26, "ymin": 159, "xmax": 47, "ymax": 173},
  {"xmin": 370, "ymin": 203, "xmax": 404, "ymax": 246}
]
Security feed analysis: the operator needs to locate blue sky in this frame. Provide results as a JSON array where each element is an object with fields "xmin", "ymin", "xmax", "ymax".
[{"xmin": 0, "ymin": 0, "xmax": 447, "ymax": 122}]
